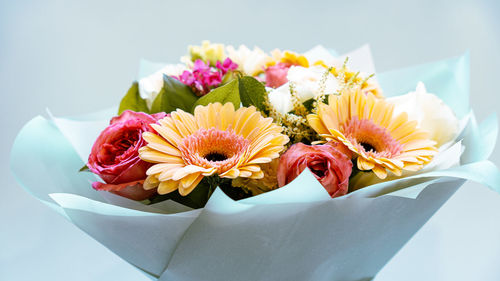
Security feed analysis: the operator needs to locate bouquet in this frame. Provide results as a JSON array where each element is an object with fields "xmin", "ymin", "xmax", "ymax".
[{"xmin": 11, "ymin": 41, "xmax": 500, "ymax": 281}]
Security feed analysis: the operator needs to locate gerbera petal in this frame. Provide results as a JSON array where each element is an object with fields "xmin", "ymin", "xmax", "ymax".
[
  {"xmin": 139, "ymin": 147, "xmax": 185, "ymax": 164},
  {"xmin": 249, "ymin": 170, "xmax": 265, "ymax": 179},
  {"xmin": 220, "ymin": 168, "xmax": 240, "ymax": 178},
  {"xmin": 147, "ymin": 163, "xmax": 183, "ymax": 176},
  {"xmin": 158, "ymin": 180, "xmax": 179, "ymax": 194},
  {"xmin": 142, "ymin": 132, "xmax": 182, "ymax": 156},
  {"xmin": 357, "ymin": 157, "xmax": 375, "ymax": 170},
  {"xmin": 158, "ymin": 165, "xmax": 183, "ymax": 181},
  {"xmin": 307, "ymin": 114, "xmax": 329, "ymax": 136},
  {"xmin": 239, "ymin": 165, "xmax": 262, "ymax": 172},
  {"xmin": 372, "ymin": 165, "xmax": 388, "ymax": 179},
  {"xmin": 194, "ymin": 104, "xmax": 209, "ymax": 129},
  {"xmin": 180, "ymin": 172, "xmax": 203, "ymax": 189},
  {"xmin": 179, "ymin": 175, "xmax": 204, "ymax": 196},
  {"xmin": 220, "ymin": 102, "xmax": 236, "ymax": 130},
  {"xmin": 171, "ymin": 110, "xmax": 197, "ymax": 137},
  {"xmin": 143, "ymin": 175, "xmax": 159, "ymax": 190},
  {"xmin": 151, "ymin": 123, "xmax": 183, "ymax": 147},
  {"xmin": 174, "ymin": 110, "xmax": 199, "ymax": 133},
  {"xmin": 172, "ymin": 165, "xmax": 211, "ymax": 181}
]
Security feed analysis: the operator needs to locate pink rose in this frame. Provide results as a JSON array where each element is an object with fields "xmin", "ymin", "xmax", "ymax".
[
  {"xmin": 265, "ymin": 63, "xmax": 290, "ymax": 88},
  {"xmin": 277, "ymin": 143, "xmax": 352, "ymax": 198},
  {"xmin": 87, "ymin": 110, "xmax": 166, "ymax": 200}
]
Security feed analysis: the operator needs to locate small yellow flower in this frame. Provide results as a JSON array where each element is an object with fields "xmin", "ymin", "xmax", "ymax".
[
  {"xmin": 232, "ymin": 159, "xmax": 280, "ymax": 195},
  {"xmin": 267, "ymin": 49, "xmax": 309, "ymax": 68},
  {"xmin": 314, "ymin": 61, "xmax": 383, "ymax": 98}
]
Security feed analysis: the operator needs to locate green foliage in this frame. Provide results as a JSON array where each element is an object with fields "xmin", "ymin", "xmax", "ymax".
[
  {"xmin": 148, "ymin": 178, "xmax": 215, "ymax": 208},
  {"xmin": 118, "ymin": 82, "xmax": 149, "ymax": 114},
  {"xmin": 79, "ymin": 164, "xmax": 89, "ymax": 172},
  {"xmin": 117, "ymin": 75, "xmax": 268, "ymax": 118},
  {"xmin": 148, "ymin": 177, "xmax": 249, "ymax": 208},
  {"xmin": 303, "ymin": 98, "xmax": 315, "ymax": 112},
  {"xmin": 238, "ymin": 76, "xmax": 267, "ymax": 111},
  {"xmin": 151, "ymin": 75, "xmax": 198, "ymax": 114},
  {"xmin": 192, "ymin": 79, "xmax": 241, "ymax": 111}
]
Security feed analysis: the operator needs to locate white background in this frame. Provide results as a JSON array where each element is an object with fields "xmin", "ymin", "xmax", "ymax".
[{"xmin": 1, "ymin": 0, "xmax": 500, "ymax": 280}]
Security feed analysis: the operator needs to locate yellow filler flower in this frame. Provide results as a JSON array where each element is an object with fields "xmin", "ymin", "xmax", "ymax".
[
  {"xmin": 307, "ymin": 89, "xmax": 437, "ymax": 179},
  {"xmin": 139, "ymin": 103, "xmax": 289, "ymax": 195}
]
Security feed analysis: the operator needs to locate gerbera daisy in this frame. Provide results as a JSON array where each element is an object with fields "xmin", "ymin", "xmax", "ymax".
[
  {"xmin": 307, "ymin": 89, "xmax": 437, "ymax": 179},
  {"xmin": 139, "ymin": 103, "xmax": 289, "ymax": 195}
]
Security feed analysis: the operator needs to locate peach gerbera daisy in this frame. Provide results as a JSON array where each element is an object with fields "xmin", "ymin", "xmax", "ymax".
[
  {"xmin": 307, "ymin": 89, "xmax": 438, "ymax": 179},
  {"xmin": 139, "ymin": 103, "xmax": 289, "ymax": 195}
]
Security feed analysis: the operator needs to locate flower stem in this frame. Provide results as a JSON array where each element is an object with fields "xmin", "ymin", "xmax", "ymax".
[{"xmin": 205, "ymin": 175, "xmax": 221, "ymax": 202}]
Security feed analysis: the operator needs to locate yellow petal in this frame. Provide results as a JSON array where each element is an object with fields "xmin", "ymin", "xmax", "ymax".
[
  {"xmin": 151, "ymin": 123, "xmax": 183, "ymax": 147},
  {"xmin": 147, "ymin": 163, "xmax": 184, "ymax": 176},
  {"xmin": 139, "ymin": 147, "xmax": 184, "ymax": 164},
  {"xmin": 143, "ymin": 175, "xmax": 159, "ymax": 190},
  {"xmin": 219, "ymin": 102, "xmax": 236, "ymax": 130},
  {"xmin": 180, "ymin": 172, "xmax": 203, "ymax": 189},
  {"xmin": 172, "ymin": 165, "xmax": 211, "ymax": 181},
  {"xmin": 372, "ymin": 165, "xmax": 387, "ymax": 179},
  {"xmin": 357, "ymin": 157, "xmax": 375, "ymax": 170},
  {"xmin": 158, "ymin": 180, "xmax": 179, "ymax": 194},
  {"xmin": 179, "ymin": 175, "xmax": 204, "ymax": 196},
  {"xmin": 249, "ymin": 170, "xmax": 264, "ymax": 179},
  {"xmin": 220, "ymin": 168, "xmax": 240, "ymax": 178}
]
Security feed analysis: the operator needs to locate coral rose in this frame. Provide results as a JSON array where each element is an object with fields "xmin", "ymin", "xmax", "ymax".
[
  {"xmin": 87, "ymin": 110, "xmax": 166, "ymax": 200},
  {"xmin": 277, "ymin": 143, "xmax": 352, "ymax": 198},
  {"xmin": 265, "ymin": 63, "xmax": 290, "ymax": 88}
]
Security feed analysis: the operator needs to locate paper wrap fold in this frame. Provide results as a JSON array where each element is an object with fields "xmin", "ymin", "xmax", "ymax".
[{"xmin": 10, "ymin": 47, "xmax": 500, "ymax": 280}]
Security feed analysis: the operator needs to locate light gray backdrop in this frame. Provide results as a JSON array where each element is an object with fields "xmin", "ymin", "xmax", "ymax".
[{"xmin": 1, "ymin": 0, "xmax": 500, "ymax": 280}]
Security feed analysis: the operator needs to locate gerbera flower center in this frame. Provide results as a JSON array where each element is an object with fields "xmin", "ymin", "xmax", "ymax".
[
  {"xmin": 360, "ymin": 142, "xmax": 376, "ymax": 153},
  {"xmin": 342, "ymin": 117, "xmax": 403, "ymax": 158},
  {"xmin": 204, "ymin": 152, "xmax": 229, "ymax": 162},
  {"xmin": 179, "ymin": 128, "xmax": 250, "ymax": 173}
]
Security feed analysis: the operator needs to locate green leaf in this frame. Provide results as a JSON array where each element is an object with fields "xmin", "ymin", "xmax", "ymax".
[
  {"xmin": 149, "ymin": 179, "xmax": 212, "ymax": 208},
  {"xmin": 166, "ymin": 182, "xmax": 211, "ymax": 209},
  {"xmin": 118, "ymin": 82, "xmax": 149, "ymax": 114},
  {"xmin": 238, "ymin": 76, "xmax": 267, "ymax": 111},
  {"xmin": 78, "ymin": 164, "xmax": 89, "ymax": 172},
  {"xmin": 192, "ymin": 79, "xmax": 241, "ymax": 111},
  {"xmin": 151, "ymin": 75, "xmax": 198, "ymax": 114}
]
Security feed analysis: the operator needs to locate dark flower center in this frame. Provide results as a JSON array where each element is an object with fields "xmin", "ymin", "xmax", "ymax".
[
  {"xmin": 360, "ymin": 142, "xmax": 377, "ymax": 153},
  {"xmin": 204, "ymin": 152, "xmax": 228, "ymax": 162}
]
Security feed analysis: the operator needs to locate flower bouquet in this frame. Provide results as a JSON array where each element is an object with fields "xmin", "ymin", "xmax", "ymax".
[{"xmin": 11, "ymin": 41, "xmax": 500, "ymax": 281}]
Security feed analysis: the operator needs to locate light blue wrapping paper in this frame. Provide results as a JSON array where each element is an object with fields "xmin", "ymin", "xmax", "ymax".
[{"xmin": 10, "ymin": 50, "xmax": 500, "ymax": 280}]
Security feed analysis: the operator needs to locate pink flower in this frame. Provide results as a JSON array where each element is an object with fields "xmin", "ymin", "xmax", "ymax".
[
  {"xmin": 216, "ymin": 58, "xmax": 238, "ymax": 75},
  {"xmin": 277, "ymin": 143, "xmax": 352, "ymax": 198},
  {"xmin": 265, "ymin": 63, "xmax": 290, "ymax": 88},
  {"xmin": 174, "ymin": 58, "xmax": 238, "ymax": 96},
  {"xmin": 176, "ymin": 58, "xmax": 238, "ymax": 96},
  {"xmin": 87, "ymin": 110, "xmax": 166, "ymax": 200}
]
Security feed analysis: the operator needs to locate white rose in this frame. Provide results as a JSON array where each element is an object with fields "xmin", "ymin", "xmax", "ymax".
[
  {"xmin": 267, "ymin": 84, "xmax": 293, "ymax": 115},
  {"xmin": 226, "ymin": 45, "xmax": 271, "ymax": 76},
  {"xmin": 268, "ymin": 66, "xmax": 339, "ymax": 114},
  {"xmin": 138, "ymin": 64, "xmax": 186, "ymax": 109},
  {"xmin": 303, "ymin": 45, "xmax": 341, "ymax": 67},
  {"xmin": 388, "ymin": 82, "xmax": 460, "ymax": 147}
]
